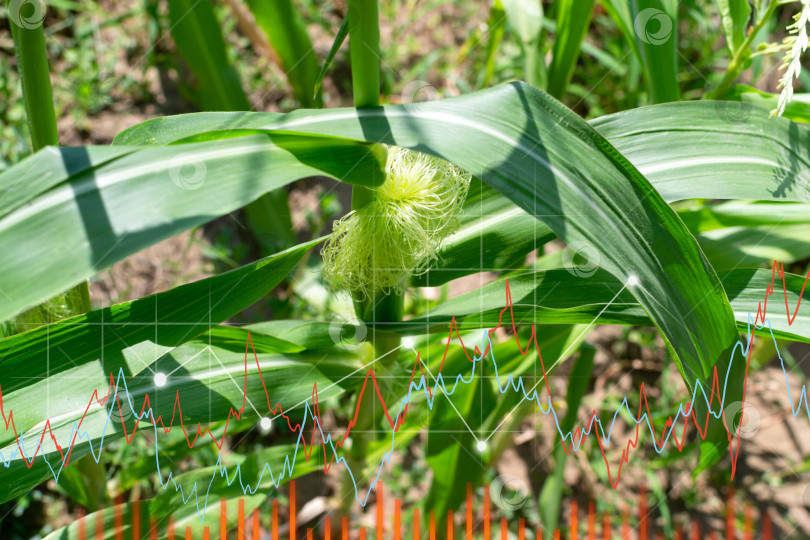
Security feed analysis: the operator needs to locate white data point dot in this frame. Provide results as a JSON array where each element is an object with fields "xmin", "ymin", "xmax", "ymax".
[
  {"xmin": 260, "ymin": 417, "xmax": 272, "ymax": 431},
  {"xmin": 154, "ymin": 372, "xmax": 167, "ymax": 387},
  {"xmin": 627, "ymin": 275, "xmax": 639, "ymax": 287},
  {"xmin": 476, "ymin": 440, "xmax": 487, "ymax": 452},
  {"xmin": 402, "ymin": 337, "xmax": 415, "ymax": 349}
]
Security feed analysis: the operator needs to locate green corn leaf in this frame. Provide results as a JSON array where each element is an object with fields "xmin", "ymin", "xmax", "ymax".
[
  {"xmin": 412, "ymin": 180, "xmax": 554, "ymax": 287},
  {"xmin": 0, "ymin": 239, "xmax": 340, "ymax": 502},
  {"xmin": 678, "ymin": 200, "xmax": 810, "ymax": 233},
  {"xmin": 0, "ymin": 135, "xmax": 386, "ymax": 322},
  {"xmin": 696, "ymin": 224, "xmax": 810, "ymax": 269},
  {"xmin": 115, "ymin": 100, "xmax": 810, "ymax": 206},
  {"xmin": 725, "ymin": 85, "xmax": 810, "ymax": 124},
  {"xmin": 404, "ymin": 267, "xmax": 810, "ymax": 345},
  {"xmin": 114, "ymin": 83, "xmax": 742, "ymax": 408},
  {"xmin": 677, "ymin": 200, "xmax": 810, "ymax": 269},
  {"xmin": 599, "ymin": 0, "xmax": 679, "ymax": 103},
  {"xmin": 715, "ymin": 0, "xmax": 750, "ymax": 55},
  {"xmin": 432, "ymin": 101, "xmax": 810, "ymax": 283},
  {"xmin": 0, "ymin": 146, "xmax": 134, "ymax": 221},
  {"xmin": 592, "ymin": 101, "xmax": 810, "ymax": 203}
]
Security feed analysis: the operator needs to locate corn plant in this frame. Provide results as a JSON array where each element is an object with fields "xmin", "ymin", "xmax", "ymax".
[{"xmin": 2, "ymin": 0, "xmax": 810, "ymax": 538}]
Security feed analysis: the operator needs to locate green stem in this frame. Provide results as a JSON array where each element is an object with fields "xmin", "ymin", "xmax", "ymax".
[
  {"xmin": 337, "ymin": 0, "xmax": 402, "ymax": 525},
  {"xmin": 346, "ymin": 0, "xmax": 402, "ymax": 363},
  {"xmin": 7, "ymin": 0, "xmax": 58, "ymax": 151},
  {"xmin": 347, "ymin": 0, "xmax": 381, "ymax": 109},
  {"xmin": 706, "ymin": 0, "xmax": 779, "ymax": 99},
  {"xmin": 347, "ymin": 0, "xmax": 381, "ymax": 301},
  {"xmin": 5, "ymin": 0, "xmax": 91, "ymax": 335}
]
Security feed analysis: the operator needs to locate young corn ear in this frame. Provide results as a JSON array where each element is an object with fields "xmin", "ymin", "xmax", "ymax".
[
  {"xmin": 772, "ymin": 0, "xmax": 810, "ymax": 117},
  {"xmin": 322, "ymin": 146, "xmax": 471, "ymax": 297}
]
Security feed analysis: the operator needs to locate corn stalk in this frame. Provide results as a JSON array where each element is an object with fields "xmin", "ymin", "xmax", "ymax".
[{"xmin": 3, "ymin": 0, "xmax": 91, "ymax": 336}]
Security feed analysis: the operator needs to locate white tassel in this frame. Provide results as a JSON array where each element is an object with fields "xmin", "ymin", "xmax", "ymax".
[{"xmin": 772, "ymin": 0, "xmax": 810, "ymax": 117}]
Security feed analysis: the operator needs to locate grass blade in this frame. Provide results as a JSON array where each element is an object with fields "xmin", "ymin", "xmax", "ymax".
[
  {"xmin": 167, "ymin": 0, "xmax": 250, "ymax": 111},
  {"xmin": 313, "ymin": 14, "xmax": 349, "ymax": 100},
  {"xmin": 716, "ymin": 0, "xmax": 751, "ymax": 55},
  {"xmin": 599, "ymin": 0, "xmax": 679, "ymax": 103},
  {"xmin": 246, "ymin": 0, "xmax": 321, "ymax": 108},
  {"xmin": 546, "ymin": 0, "xmax": 596, "ymax": 98}
]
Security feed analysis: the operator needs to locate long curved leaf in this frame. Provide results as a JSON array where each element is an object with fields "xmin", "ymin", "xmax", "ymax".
[
  {"xmin": 0, "ymin": 239, "xmax": 358, "ymax": 502},
  {"xmin": 401, "ymin": 267, "xmax": 810, "ymax": 345},
  {"xmin": 114, "ymin": 100, "xmax": 810, "ymax": 207},
  {"xmin": 115, "ymin": 82, "xmax": 741, "ymax": 389},
  {"xmin": 430, "ymin": 103, "xmax": 810, "ymax": 285},
  {"xmin": 413, "ymin": 180, "xmax": 553, "ymax": 287},
  {"xmin": 246, "ymin": 0, "xmax": 321, "ymax": 107},
  {"xmin": 592, "ymin": 101, "xmax": 810, "ymax": 203},
  {"xmin": 0, "ymin": 135, "xmax": 386, "ymax": 322}
]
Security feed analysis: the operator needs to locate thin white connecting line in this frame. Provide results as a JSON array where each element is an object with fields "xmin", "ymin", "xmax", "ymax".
[
  {"xmin": 209, "ymin": 348, "xmax": 262, "ymax": 418},
  {"xmin": 479, "ymin": 277, "xmax": 638, "ymax": 444},
  {"xmin": 166, "ymin": 345, "xmax": 213, "ymax": 377},
  {"xmin": 268, "ymin": 343, "xmax": 404, "ymax": 422}
]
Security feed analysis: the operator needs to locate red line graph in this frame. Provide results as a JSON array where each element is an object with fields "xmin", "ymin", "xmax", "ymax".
[{"xmin": 1, "ymin": 260, "xmax": 808, "ymax": 490}]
